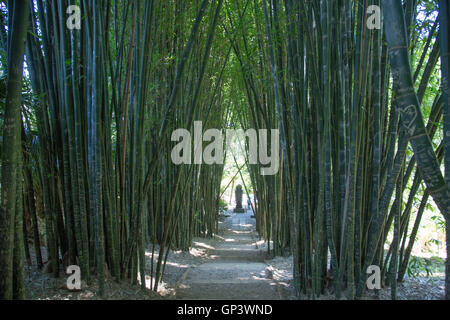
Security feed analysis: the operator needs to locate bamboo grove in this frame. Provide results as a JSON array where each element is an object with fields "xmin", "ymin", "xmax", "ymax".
[
  {"xmin": 1, "ymin": 0, "xmax": 228, "ymax": 298},
  {"xmin": 0, "ymin": 0, "xmax": 449, "ymax": 300}
]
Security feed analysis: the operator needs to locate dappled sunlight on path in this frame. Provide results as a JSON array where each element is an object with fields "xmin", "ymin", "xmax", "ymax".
[{"xmin": 174, "ymin": 210, "xmax": 284, "ymax": 300}]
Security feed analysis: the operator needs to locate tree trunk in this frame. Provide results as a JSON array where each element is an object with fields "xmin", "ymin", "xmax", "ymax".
[
  {"xmin": 439, "ymin": 0, "xmax": 450, "ymax": 300},
  {"xmin": 383, "ymin": 0, "xmax": 450, "ymax": 298},
  {"xmin": 0, "ymin": 0, "xmax": 29, "ymax": 300}
]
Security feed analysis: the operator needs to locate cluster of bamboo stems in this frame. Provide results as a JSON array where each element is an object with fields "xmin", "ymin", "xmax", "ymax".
[
  {"xmin": 224, "ymin": 0, "xmax": 449, "ymax": 299},
  {"xmin": 0, "ymin": 0, "xmax": 449, "ymax": 300},
  {"xmin": 1, "ymin": 0, "xmax": 228, "ymax": 297}
]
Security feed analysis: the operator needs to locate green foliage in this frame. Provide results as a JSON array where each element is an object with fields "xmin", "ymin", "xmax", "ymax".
[
  {"xmin": 406, "ymin": 256, "xmax": 435, "ymax": 278},
  {"xmin": 218, "ymin": 198, "xmax": 228, "ymax": 214},
  {"xmin": 1, "ymin": 0, "xmax": 448, "ymax": 301},
  {"xmin": 430, "ymin": 215, "xmax": 446, "ymax": 232},
  {"xmin": 405, "ymin": 255, "xmax": 444, "ymax": 280}
]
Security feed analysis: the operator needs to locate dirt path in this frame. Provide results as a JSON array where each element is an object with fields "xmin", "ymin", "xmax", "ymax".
[
  {"xmin": 23, "ymin": 209, "xmax": 444, "ymax": 300},
  {"xmin": 174, "ymin": 210, "xmax": 284, "ymax": 300}
]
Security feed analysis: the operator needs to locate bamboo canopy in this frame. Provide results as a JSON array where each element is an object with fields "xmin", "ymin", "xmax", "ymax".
[{"xmin": 0, "ymin": 0, "xmax": 449, "ymax": 300}]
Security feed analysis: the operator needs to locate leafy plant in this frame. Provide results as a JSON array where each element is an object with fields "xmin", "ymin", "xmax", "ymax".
[
  {"xmin": 430, "ymin": 215, "xmax": 446, "ymax": 232},
  {"xmin": 218, "ymin": 198, "xmax": 228, "ymax": 214},
  {"xmin": 406, "ymin": 256, "xmax": 435, "ymax": 278}
]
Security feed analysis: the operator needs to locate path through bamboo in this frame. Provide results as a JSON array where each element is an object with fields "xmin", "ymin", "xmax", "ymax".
[{"xmin": 175, "ymin": 210, "xmax": 283, "ymax": 299}]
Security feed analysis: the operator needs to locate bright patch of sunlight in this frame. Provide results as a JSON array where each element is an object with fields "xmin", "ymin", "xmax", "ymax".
[
  {"xmin": 189, "ymin": 247, "xmax": 206, "ymax": 257},
  {"xmin": 192, "ymin": 241, "xmax": 215, "ymax": 250},
  {"xmin": 137, "ymin": 274, "xmax": 174, "ymax": 296},
  {"xmin": 164, "ymin": 261, "xmax": 189, "ymax": 268}
]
